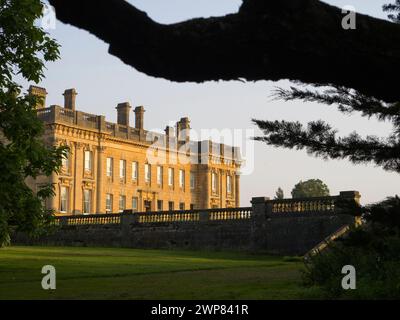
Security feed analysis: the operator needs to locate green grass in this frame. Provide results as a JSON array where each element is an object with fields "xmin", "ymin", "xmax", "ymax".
[{"xmin": 0, "ymin": 246, "xmax": 319, "ymax": 300}]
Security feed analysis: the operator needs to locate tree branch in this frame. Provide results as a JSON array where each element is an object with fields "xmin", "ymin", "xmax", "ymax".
[
  {"xmin": 274, "ymin": 86, "xmax": 400, "ymax": 122},
  {"xmin": 49, "ymin": 0, "xmax": 400, "ymax": 102},
  {"xmin": 252, "ymin": 119, "xmax": 400, "ymax": 172}
]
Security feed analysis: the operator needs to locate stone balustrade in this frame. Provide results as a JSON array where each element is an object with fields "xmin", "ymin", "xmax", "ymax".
[{"xmin": 53, "ymin": 191, "xmax": 359, "ymax": 227}]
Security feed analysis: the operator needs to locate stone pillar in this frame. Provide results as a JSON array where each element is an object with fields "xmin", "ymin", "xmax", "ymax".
[
  {"xmin": 199, "ymin": 211, "xmax": 209, "ymax": 222},
  {"xmin": 49, "ymin": 138, "xmax": 59, "ymax": 212},
  {"xmin": 97, "ymin": 115, "xmax": 106, "ymax": 132},
  {"xmin": 220, "ymin": 170, "xmax": 225, "ymax": 208},
  {"xmin": 73, "ymin": 142, "xmax": 83, "ymax": 214},
  {"xmin": 116, "ymin": 102, "xmax": 132, "ymax": 126},
  {"xmin": 250, "ymin": 197, "xmax": 270, "ymax": 251},
  {"xmin": 28, "ymin": 85, "xmax": 47, "ymax": 109},
  {"xmin": 235, "ymin": 174, "xmax": 240, "ymax": 207},
  {"xmin": 176, "ymin": 117, "xmax": 190, "ymax": 143},
  {"xmin": 206, "ymin": 167, "xmax": 211, "ymax": 208},
  {"xmin": 339, "ymin": 191, "xmax": 361, "ymax": 204},
  {"xmin": 134, "ymin": 106, "xmax": 145, "ymax": 130},
  {"xmin": 63, "ymin": 88, "xmax": 78, "ymax": 111},
  {"xmin": 339, "ymin": 190, "xmax": 362, "ymax": 226},
  {"xmin": 96, "ymin": 146, "xmax": 105, "ymax": 214}
]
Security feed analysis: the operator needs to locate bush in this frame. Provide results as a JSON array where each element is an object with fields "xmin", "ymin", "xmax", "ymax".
[{"xmin": 303, "ymin": 197, "xmax": 400, "ymax": 299}]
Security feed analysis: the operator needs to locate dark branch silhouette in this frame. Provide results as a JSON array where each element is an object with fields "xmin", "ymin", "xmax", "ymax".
[
  {"xmin": 49, "ymin": 0, "xmax": 400, "ymax": 102},
  {"xmin": 253, "ymin": 86, "xmax": 400, "ymax": 173}
]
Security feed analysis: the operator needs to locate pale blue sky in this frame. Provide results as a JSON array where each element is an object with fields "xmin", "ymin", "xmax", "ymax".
[{"xmin": 32, "ymin": 0, "xmax": 396, "ymax": 205}]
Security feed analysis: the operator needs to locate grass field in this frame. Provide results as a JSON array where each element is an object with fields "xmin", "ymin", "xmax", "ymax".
[{"xmin": 0, "ymin": 246, "xmax": 319, "ymax": 300}]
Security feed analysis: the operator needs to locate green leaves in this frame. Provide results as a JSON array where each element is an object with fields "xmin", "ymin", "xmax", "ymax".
[
  {"xmin": 0, "ymin": 0, "xmax": 63, "ymax": 247},
  {"xmin": 291, "ymin": 179, "xmax": 330, "ymax": 199}
]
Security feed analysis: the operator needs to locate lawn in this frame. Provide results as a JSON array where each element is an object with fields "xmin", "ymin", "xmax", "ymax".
[{"xmin": 0, "ymin": 246, "xmax": 317, "ymax": 300}]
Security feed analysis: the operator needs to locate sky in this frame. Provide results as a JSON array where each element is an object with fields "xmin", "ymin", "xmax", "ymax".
[{"xmin": 31, "ymin": 0, "xmax": 397, "ymax": 205}]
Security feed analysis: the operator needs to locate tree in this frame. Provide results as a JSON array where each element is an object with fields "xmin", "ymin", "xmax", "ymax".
[
  {"xmin": 48, "ymin": 0, "xmax": 400, "ymax": 102},
  {"xmin": 0, "ymin": 0, "xmax": 67, "ymax": 247},
  {"xmin": 275, "ymin": 187, "xmax": 284, "ymax": 200},
  {"xmin": 384, "ymin": 0, "xmax": 400, "ymax": 23},
  {"xmin": 291, "ymin": 179, "xmax": 330, "ymax": 199},
  {"xmin": 253, "ymin": 86, "xmax": 400, "ymax": 174}
]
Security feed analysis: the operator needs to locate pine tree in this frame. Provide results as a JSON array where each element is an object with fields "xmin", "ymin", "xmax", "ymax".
[
  {"xmin": 253, "ymin": 86, "xmax": 400, "ymax": 173},
  {"xmin": 384, "ymin": 0, "xmax": 400, "ymax": 23}
]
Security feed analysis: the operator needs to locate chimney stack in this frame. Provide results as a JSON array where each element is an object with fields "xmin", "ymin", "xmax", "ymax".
[
  {"xmin": 176, "ymin": 117, "xmax": 191, "ymax": 142},
  {"xmin": 63, "ymin": 88, "xmax": 77, "ymax": 110},
  {"xmin": 28, "ymin": 85, "xmax": 47, "ymax": 109},
  {"xmin": 116, "ymin": 102, "xmax": 132, "ymax": 126},
  {"xmin": 134, "ymin": 106, "xmax": 145, "ymax": 130}
]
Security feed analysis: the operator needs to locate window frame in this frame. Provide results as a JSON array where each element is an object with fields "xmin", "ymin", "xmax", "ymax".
[
  {"xmin": 212, "ymin": 172, "xmax": 218, "ymax": 193},
  {"xmin": 119, "ymin": 159, "xmax": 126, "ymax": 179},
  {"xmin": 145, "ymin": 163, "xmax": 151, "ymax": 183},
  {"xmin": 157, "ymin": 166, "xmax": 163, "ymax": 186},
  {"xmin": 132, "ymin": 161, "xmax": 138, "ymax": 181},
  {"xmin": 132, "ymin": 197, "xmax": 138, "ymax": 212},
  {"xmin": 84, "ymin": 150, "xmax": 92, "ymax": 171},
  {"xmin": 106, "ymin": 193, "xmax": 113, "ymax": 213},
  {"xmin": 60, "ymin": 186, "xmax": 68, "ymax": 213},
  {"xmin": 106, "ymin": 157, "xmax": 113, "ymax": 177},
  {"xmin": 168, "ymin": 168, "xmax": 174, "ymax": 187},
  {"xmin": 190, "ymin": 172, "xmax": 195, "ymax": 190},
  {"xmin": 83, "ymin": 189, "xmax": 91, "ymax": 214},
  {"xmin": 119, "ymin": 195, "xmax": 126, "ymax": 213},
  {"xmin": 179, "ymin": 169, "xmax": 185, "ymax": 189}
]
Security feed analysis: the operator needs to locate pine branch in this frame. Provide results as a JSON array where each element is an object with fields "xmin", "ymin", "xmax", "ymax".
[
  {"xmin": 383, "ymin": 1, "xmax": 400, "ymax": 23},
  {"xmin": 274, "ymin": 86, "xmax": 400, "ymax": 122},
  {"xmin": 252, "ymin": 119, "xmax": 400, "ymax": 172}
]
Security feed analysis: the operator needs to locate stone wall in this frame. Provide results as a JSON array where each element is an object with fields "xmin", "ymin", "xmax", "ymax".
[{"xmin": 13, "ymin": 192, "xmax": 359, "ymax": 256}]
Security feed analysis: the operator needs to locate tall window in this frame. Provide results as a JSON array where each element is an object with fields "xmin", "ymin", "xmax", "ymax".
[
  {"xmin": 119, "ymin": 159, "xmax": 126, "ymax": 179},
  {"xmin": 144, "ymin": 163, "xmax": 151, "ymax": 183},
  {"xmin": 168, "ymin": 201, "xmax": 174, "ymax": 211},
  {"xmin": 62, "ymin": 150, "xmax": 70, "ymax": 172},
  {"xmin": 132, "ymin": 197, "xmax": 138, "ymax": 212},
  {"xmin": 106, "ymin": 194, "xmax": 113, "ymax": 213},
  {"xmin": 190, "ymin": 172, "xmax": 195, "ymax": 190},
  {"xmin": 132, "ymin": 162, "xmax": 138, "ymax": 181},
  {"xmin": 227, "ymin": 175, "xmax": 232, "ymax": 194},
  {"xmin": 157, "ymin": 166, "xmax": 163, "ymax": 186},
  {"xmin": 212, "ymin": 172, "xmax": 217, "ymax": 193},
  {"xmin": 119, "ymin": 195, "xmax": 126, "ymax": 213},
  {"xmin": 84, "ymin": 150, "xmax": 92, "ymax": 171},
  {"xmin": 168, "ymin": 168, "xmax": 174, "ymax": 187},
  {"xmin": 83, "ymin": 189, "xmax": 91, "ymax": 214},
  {"xmin": 157, "ymin": 200, "xmax": 163, "ymax": 211},
  {"xmin": 179, "ymin": 170, "xmax": 185, "ymax": 189},
  {"xmin": 60, "ymin": 186, "xmax": 68, "ymax": 213},
  {"xmin": 179, "ymin": 202, "xmax": 185, "ymax": 210},
  {"xmin": 106, "ymin": 157, "xmax": 113, "ymax": 177}
]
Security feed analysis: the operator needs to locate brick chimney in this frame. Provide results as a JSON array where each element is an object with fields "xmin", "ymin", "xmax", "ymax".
[
  {"xmin": 134, "ymin": 106, "xmax": 145, "ymax": 130},
  {"xmin": 176, "ymin": 117, "xmax": 190, "ymax": 142},
  {"xmin": 116, "ymin": 102, "xmax": 132, "ymax": 126},
  {"xmin": 28, "ymin": 85, "xmax": 47, "ymax": 109},
  {"xmin": 63, "ymin": 88, "xmax": 77, "ymax": 110}
]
